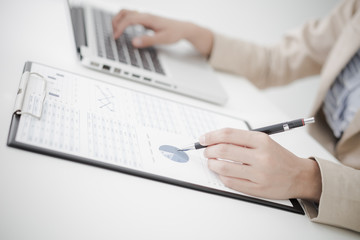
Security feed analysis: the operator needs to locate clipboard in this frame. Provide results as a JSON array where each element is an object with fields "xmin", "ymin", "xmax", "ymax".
[{"xmin": 7, "ymin": 61, "xmax": 304, "ymax": 215}]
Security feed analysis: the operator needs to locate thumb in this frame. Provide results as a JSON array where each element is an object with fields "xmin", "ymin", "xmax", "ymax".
[
  {"xmin": 132, "ymin": 33, "xmax": 168, "ymax": 48},
  {"xmin": 132, "ymin": 36, "xmax": 157, "ymax": 48}
]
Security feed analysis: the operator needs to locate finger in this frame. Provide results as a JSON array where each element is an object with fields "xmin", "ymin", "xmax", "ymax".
[
  {"xmin": 113, "ymin": 13, "xmax": 135, "ymax": 39},
  {"xmin": 218, "ymin": 175, "xmax": 260, "ymax": 196},
  {"xmin": 204, "ymin": 143, "xmax": 255, "ymax": 165},
  {"xmin": 112, "ymin": 9, "xmax": 137, "ymax": 28},
  {"xmin": 208, "ymin": 159, "xmax": 255, "ymax": 181},
  {"xmin": 113, "ymin": 12, "xmax": 151, "ymax": 39},
  {"xmin": 132, "ymin": 32, "xmax": 171, "ymax": 48},
  {"xmin": 199, "ymin": 128, "xmax": 269, "ymax": 149},
  {"xmin": 112, "ymin": 9, "xmax": 126, "ymax": 27},
  {"xmin": 112, "ymin": 9, "xmax": 133, "ymax": 34}
]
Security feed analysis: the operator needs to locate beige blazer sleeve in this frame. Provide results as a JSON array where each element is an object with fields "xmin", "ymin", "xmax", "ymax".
[
  {"xmin": 302, "ymin": 158, "xmax": 360, "ymax": 232},
  {"xmin": 209, "ymin": 0, "xmax": 359, "ymax": 89},
  {"xmin": 208, "ymin": 0, "xmax": 360, "ymax": 232}
]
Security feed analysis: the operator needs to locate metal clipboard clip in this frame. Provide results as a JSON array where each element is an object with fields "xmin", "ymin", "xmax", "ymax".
[{"xmin": 14, "ymin": 72, "xmax": 47, "ymax": 120}]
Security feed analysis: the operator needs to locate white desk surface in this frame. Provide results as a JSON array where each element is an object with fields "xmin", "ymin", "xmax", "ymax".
[{"xmin": 1, "ymin": 0, "xmax": 359, "ymax": 239}]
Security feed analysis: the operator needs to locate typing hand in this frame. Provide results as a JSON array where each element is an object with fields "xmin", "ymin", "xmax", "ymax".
[
  {"xmin": 112, "ymin": 9, "xmax": 213, "ymax": 56},
  {"xmin": 201, "ymin": 128, "xmax": 322, "ymax": 201},
  {"xmin": 112, "ymin": 10, "xmax": 187, "ymax": 47}
]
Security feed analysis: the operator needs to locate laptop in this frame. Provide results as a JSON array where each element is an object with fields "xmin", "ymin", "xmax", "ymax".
[{"xmin": 67, "ymin": 0, "xmax": 228, "ymax": 105}]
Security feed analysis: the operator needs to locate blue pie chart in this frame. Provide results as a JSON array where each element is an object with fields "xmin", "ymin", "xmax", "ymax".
[{"xmin": 159, "ymin": 145, "xmax": 189, "ymax": 163}]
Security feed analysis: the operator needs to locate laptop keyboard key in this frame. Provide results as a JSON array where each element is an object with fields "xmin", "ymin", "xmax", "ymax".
[
  {"xmin": 138, "ymin": 48, "xmax": 151, "ymax": 71},
  {"xmin": 149, "ymin": 48, "xmax": 165, "ymax": 75},
  {"xmin": 124, "ymin": 32, "xmax": 140, "ymax": 68},
  {"xmin": 115, "ymin": 36, "xmax": 127, "ymax": 63}
]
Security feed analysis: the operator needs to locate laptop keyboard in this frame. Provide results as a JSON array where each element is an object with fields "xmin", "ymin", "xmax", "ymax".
[{"xmin": 93, "ymin": 9, "xmax": 165, "ymax": 75}]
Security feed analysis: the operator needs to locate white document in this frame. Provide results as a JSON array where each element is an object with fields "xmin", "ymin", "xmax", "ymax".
[{"xmin": 14, "ymin": 62, "xmax": 292, "ymax": 207}]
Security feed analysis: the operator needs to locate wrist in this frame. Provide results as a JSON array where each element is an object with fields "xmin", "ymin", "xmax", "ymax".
[
  {"xmin": 294, "ymin": 158, "xmax": 322, "ymax": 202},
  {"xmin": 183, "ymin": 22, "xmax": 213, "ymax": 57}
]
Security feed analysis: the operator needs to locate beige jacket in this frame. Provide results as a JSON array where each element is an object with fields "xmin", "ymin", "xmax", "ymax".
[{"xmin": 209, "ymin": 0, "xmax": 360, "ymax": 232}]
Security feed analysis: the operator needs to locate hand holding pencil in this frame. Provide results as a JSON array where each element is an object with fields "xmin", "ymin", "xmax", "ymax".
[{"xmin": 184, "ymin": 118, "xmax": 322, "ymax": 202}]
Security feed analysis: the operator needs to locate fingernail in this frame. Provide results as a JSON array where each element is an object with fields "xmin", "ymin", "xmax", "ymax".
[
  {"xmin": 133, "ymin": 37, "xmax": 142, "ymax": 47},
  {"xmin": 199, "ymin": 135, "xmax": 206, "ymax": 145}
]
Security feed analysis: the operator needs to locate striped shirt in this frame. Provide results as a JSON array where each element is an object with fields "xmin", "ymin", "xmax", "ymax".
[{"xmin": 323, "ymin": 48, "xmax": 360, "ymax": 138}]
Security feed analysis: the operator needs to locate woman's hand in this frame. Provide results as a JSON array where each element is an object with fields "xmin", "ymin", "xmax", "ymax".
[
  {"xmin": 201, "ymin": 128, "xmax": 322, "ymax": 201},
  {"xmin": 112, "ymin": 9, "xmax": 214, "ymax": 57}
]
